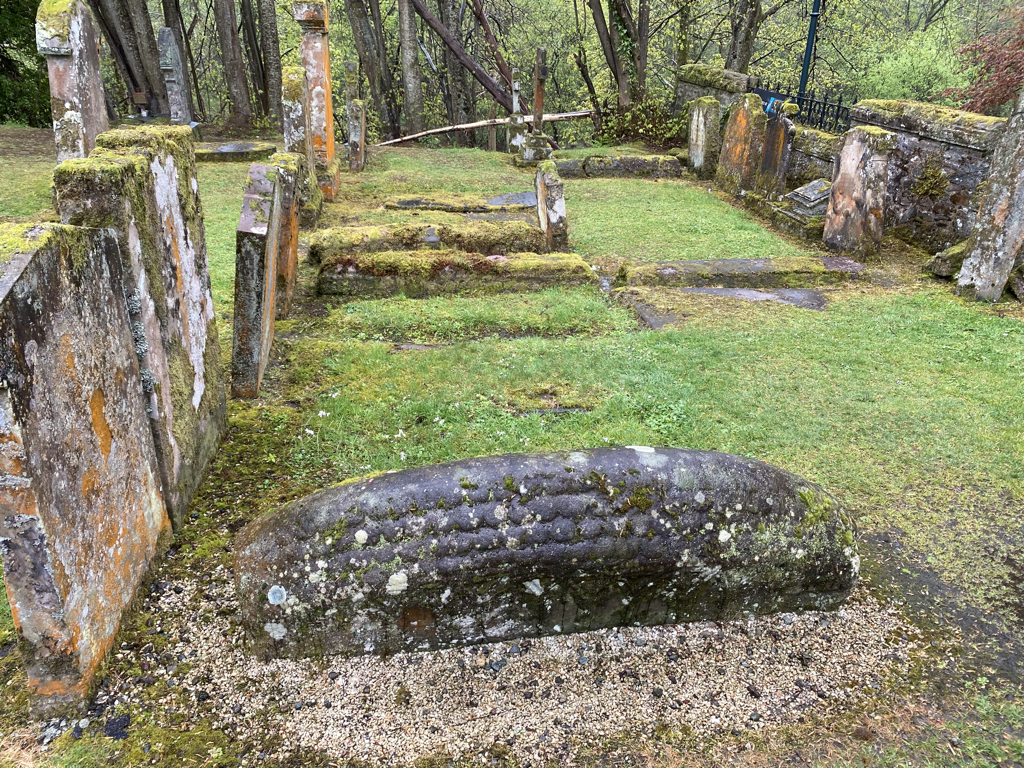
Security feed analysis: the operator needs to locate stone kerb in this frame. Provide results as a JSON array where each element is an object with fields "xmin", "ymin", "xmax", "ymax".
[
  {"xmin": 293, "ymin": 1, "xmax": 341, "ymax": 199},
  {"xmin": 234, "ymin": 447, "xmax": 859, "ymax": 659},
  {"xmin": 851, "ymin": 99, "xmax": 1009, "ymax": 252},
  {"xmin": 158, "ymin": 27, "xmax": 191, "ymax": 125},
  {"xmin": 823, "ymin": 127, "xmax": 896, "ymax": 256},
  {"xmin": 688, "ymin": 96, "xmax": 722, "ymax": 179},
  {"xmin": 674, "ymin": 64, "xmax": 755, "ymax": 113},
  {"xmin": 269, "ymin": 152, "xmax": 302, "ymax": 318},
  {"xmin": 0, "ymin": 223, "xmax": 169, "ymax": 714},
  {"xmin": 36, "ymin": 0, "xmax": 109, "ymax": 161},
  {"xmin": 716, "ymin": 93, "xmax": 769, "ymax": 195},
  {"xmin": 535, "ymin": 160, "xmax": 568, "ymax": 251},
  {"xmin": 232, "ymin": 163, "xmax": 282, "ymax": 398},
  {"xmin": 956, "ymin": 87, "xmax": 1024, "ymax": 301},
  {"xmin": 53, "ymin": 125, "xmax": 227, "ymax": 532},
  {"xmin": 281, "ymin": 65, "xmax": 323, "ymax": 226}
]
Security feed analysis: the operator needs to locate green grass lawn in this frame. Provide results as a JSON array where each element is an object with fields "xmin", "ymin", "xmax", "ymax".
[
  {"xmin": 196, "ymin": 161, "xmax": 249, "ymax": 312},
  {"xmin": 0, "ymin": 126, "xmax": 56, "ymax": 219},
  {"xmin": 565, "ymin": 176, "xmax": 815, "ymax": 266}
]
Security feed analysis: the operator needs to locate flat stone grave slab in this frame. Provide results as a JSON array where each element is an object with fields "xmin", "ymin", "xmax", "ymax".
[
  {"xmin": 621, "ymin": 255, "xmax": 864, "ymax": 290},
  {"xmin": 386, "ymin": 192, "xmax": 536, "ymax": 213},
  {"xmin": 195, "ymin": 141, "xmax": 277, "ymax": 163},
  {"xmin": 234, "ymin": 447, "xmax": 859, "ymax": 659},
  {"xmin": 619, "ymin": 286, "xmax": 827, "ymax": 328},
  {"xmin": 317, "ymin": 249, "xmax": 597, "ymax": 299}
]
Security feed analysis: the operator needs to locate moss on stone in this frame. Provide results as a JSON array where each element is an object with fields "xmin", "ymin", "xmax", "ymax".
[
  {"xmin": 35, "ymin": 0, "xmax": 76, "ymax": 43},
  {"xmin": 281, "ymin": 66, "xmax": 306, "ymax": 103},
  {"xmin": 910, "ymin": 153, "xmax": 950, "ymax": 199},
  {"xmin": 855, "ymin": 99, "xmax": 1007, "ymax": 130},
  {"xmin": 677, "ymin": 64, "xmax": 749, "ymax": 93}
]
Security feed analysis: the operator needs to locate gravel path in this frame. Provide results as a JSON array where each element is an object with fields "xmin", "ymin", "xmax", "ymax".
[{"xmin": 131, "ymin": 568, "xmax": 917, "ymax": 766}]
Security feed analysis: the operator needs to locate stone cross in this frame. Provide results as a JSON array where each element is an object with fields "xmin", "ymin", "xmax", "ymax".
[
  {"xmin": 36, "ymin": 0, "xmax": 109, "ymax": 161},
  {"xmin": 508, "ymin": 68, "xmax": 526, "ymax": 153},
  {"xmin": 532, "ymin": 48, "xmax": 547, "ymax": 135},
  {"xmin": 293, "ymin": 1, "xmax": 339, "ymax": 198},
  {"xmin": 158, "ymin": 27, "xmax": 192, "ymax": 125}
]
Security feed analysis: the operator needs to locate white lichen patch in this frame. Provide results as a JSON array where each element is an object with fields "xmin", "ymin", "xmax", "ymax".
[
  {"xmin": 386, "ymin": 572, "xmax": 409, "ymax": 594},
  {"xmin": 264, "ymin": 622, "xmax": 288, "ymax": 640}
]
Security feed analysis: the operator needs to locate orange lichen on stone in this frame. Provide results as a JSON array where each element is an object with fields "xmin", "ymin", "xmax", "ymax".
[{"xmin": 89, "ymin": 388, "xmax": 111, "ymax": 461}]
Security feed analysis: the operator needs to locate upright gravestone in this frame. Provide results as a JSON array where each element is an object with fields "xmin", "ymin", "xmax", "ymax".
[
  {"xmin": 36, "ymin": 0, "xmax": 109, "ymax": 161},
  {"xmin": 269, "ymin": 152, "xmax": 303, "ymax": 318},
  {"xmin": 957, "ymin": 87, "xmax": 1024, "ymax": 301},
  {"xmin": 716, "ymin": 93, "xmax": 768, "ymax": 195},
  {"xmin": 508, "ymin": 69, "xmax": 526, "ymax": 154},
  {"xmin": 536, "ymin": 160, "xmax": 568, "ymax": 251},
  {"xmin": 232, "ymin": 164, "xmax": 282, "ymax": 398},
  {"xmin": 822, "ymin": 127, "xmax": 896, "ymax": 256},
  {"xmin": 282, "ymin": 66, "xmax": 323, "ymax": 226},
  {"xmin": 293, "ymin": 1, "xmax": 341, "ymax": 199},
  {"xmin": 158, "ymin": 27, "xmax": 192, "ymax": 126},
  {"xmin": 688, "ymin": 96, "xmax": 722, "ymax": 179},
  {"xmin": 53, "ymin": 125, "xmax": 227, "ymax": 532},
  {"xmin": 0, "ymin": 223, "xmax": 168, "ymax": 713},
  {"xmin": 345, "ymin": 62, "xmax": 366, "ymax": 172},
  {"xmin": 754, "ymin": 112, "xmax": 796, "ymax": 200}
]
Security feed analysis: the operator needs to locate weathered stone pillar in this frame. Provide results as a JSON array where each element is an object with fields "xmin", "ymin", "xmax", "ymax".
[
  {"xmin": 536, "ymin": 160, "xmax": 568, "ymax": 252},
  {"xmin": 822, "ymin": 127, "xmax": 896, "ymax": 256},
  {"xmin": 957, "ymin": 88, "xmax": 1024, "ymax": 301},
  {"xmin": 232, "ymin": 164, "xmax": 281, "ymax": 398},
  {"xmin": 716, "ymin": 93, "xmax": 768, "ymax": 194},
  {"xmin": 158, "ymin": 27, "xmax": 192, "ymax": 126},
  {"xmin": 282, "ymin": 65, "xmax": 323, "ymax": 226},
  {"xmin": 0, "ymin": 223, "xmax": 168, "ymax": 714},
  {"xmin": 293, "ymin": 1, "xmax": 340, "ymax": 199},
  {"xmin": 688, "ymin": 96, "xmax": 722, "ymax": 180},
  {"xmin": 754, "ymin": 112, "xmax": 796, "ymax": 200},
  {"xmin": 508, "ymin": 69, "xmax": 526, "ymax": 154},
  {"xmin": 53, "ymin": 125, "xmax": 227, "ymax": 532},
  {"xmin": 345, "ymin": 62, "xmax": 366, "ymax": 173},
  {"xmin": 269, "ymin": 153, "xmax": 303, "ymax": 318},
  {"xmin": 36, "ymin": 0, "xmax": 109, "ymax": 161}
]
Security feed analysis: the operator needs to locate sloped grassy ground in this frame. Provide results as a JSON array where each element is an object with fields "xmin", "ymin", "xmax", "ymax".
[{"xmin": 2, "ymin": 135, "xmax": 1024, "ymax": 767}]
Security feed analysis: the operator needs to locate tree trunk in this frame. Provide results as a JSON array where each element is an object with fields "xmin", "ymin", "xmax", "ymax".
[
  {"xmin": 410, "ymin": 0, "xmax": 512, "ymax": 113},
  {"xmin": 161, "ymin": 0, "xmax": 196, "ymax": 119},
  {"xmin": 345, "ymin": 0, "xmax": 400, "ymax": 138},
  {"xmin": 398, "ymin": 0, "xmax": 424, "ymax": 132},
  {"xmin": 726, "ymin": 0, "xmax": 761, "ymax": 74},
  {"xmin": 122, "ymin": 0, "xmax": 168, "ymax": 113},
  {"xmin": 212, "ymin": 0, "xmax": 253, "ymax": 129},
  {"xmin": 88, "ymin": 0, "xmax": 168, "ymax": 114},
  {"xmin": 636, "ymin": 0, "xmax": 650, "ymax": 97},
  {"xmin": 258, "ymin": 0, "xmax": 283, "ymax": 128},
  {"xmin": 587, "ymin": 0, "xmax": 629, "ymax": 107},
  {"xmin": 239, "ymin": 0, "xmax": 266, "ymax": 114},
  {"xmin": 438, "ymin": 0, "xmax": 470, "ymax": 143},
  {"xmin": 605, "ymin": 0, "xmax": 632, "ymax": 106},
  {"xmin": 573, "ymin": 47, "xmax": 602, "ymax": 131}
]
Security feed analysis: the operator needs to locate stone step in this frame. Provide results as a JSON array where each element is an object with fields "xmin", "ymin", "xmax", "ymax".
[
  {"xmin": 308, "ymin": 221, "xmax": 548, "ymax": 263},
  {"xmin": 620, "ymin": 255, "xmax": 865, "ymax": 290},
  {"xmin": 385, "ymin": 191, "xmax": 536, "ymax": 213},
  {"xmin": 317, "ymin": 249, "xmax": 598, "ymax": 299}
]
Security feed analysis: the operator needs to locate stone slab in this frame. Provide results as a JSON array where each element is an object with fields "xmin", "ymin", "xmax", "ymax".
[
  {"xmin": 231, "ymin": 163, "xmax": 281, "ymax": 398},
  {"xmin": 689, "ymin": 97, "xmax": 722, "ymax": 179},
  {"xmin": 823, "ymin": 127, "xmax": 896, "ymax": 256},
  {"xmin": 195, "ymin": 141, "xmax": 277, "ymax": 163},
  {"xmin": 54, "ymin": 125, "xmax": 226, "ymax": 532},
  {"xmin": 581, "ymin": 155, "xmax": 682, "ymax": 178},
  {"xmin": 674, "ymin": 64, "xmax": 754, "ymax": 113},
  {"xmin": 0, "ymin": 223, "xmax": 168, "ymax": 713},
  {"xmin": 308, "ymin": 221, "xmax": 548, "ymax": 262},
  {"xmin": 294, "ymin": 1, "xmax": 337, "ymax": 197},
  {"xmin": 282, "ymin": 66, "xmax": 323, "ymax": 226},
  {"xmin": 234, "ymin": 447, "xmax": 858, "ymax": 658},
  {"xmin": 716, "ymin": 94, "xmax": 768, "ymax": 194},
  {"xmin": 158, "ymin": 27, "xmax": 191, "ymax": 125},
  {"xmin": 850, "ymin": 100, "xmax": 1006, "ymax": 153},
  {"xmin": 621, "ymin": 256, "xmax": 864, "ymax": 289},
  {"xmin": 386, "ymin": 193, "xmax": 536, "ymax": 213},
  {"xmin": 755, "ymin": 114, "xmax": 795, "ymax": 200},
  {"xmin": 36, "ymin": 0, "xmax": 109, "ymax": 161},
  {"xmin": 269, "ymin": 153, "xmax": 302, "ymax": 318},
  {"xmin": 317, "ymin": 250, "xmax": 597, "ymax": 299}
]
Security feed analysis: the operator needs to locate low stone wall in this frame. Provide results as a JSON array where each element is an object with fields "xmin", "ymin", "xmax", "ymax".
[
  {"xmin": 673, "ymin": 64, "xmax": 755, "ymax": 114},
  {"xmin": 234, "ymin": 447, "xmax": 858, "ymax": 658},
  {"xmin": 850, "ymin": 99, "xmax": 1007, "ymax": 252},
  {"xmin": 309, "ymin": 221, "xmax": 548, "ymax": 261},
  {"xmin": 0, "ymin": 224, "xmax": 170, "ymax": 714},
  {"xmin": 788, "ymin": 126, "xmax": 841, "ymax": 189}
]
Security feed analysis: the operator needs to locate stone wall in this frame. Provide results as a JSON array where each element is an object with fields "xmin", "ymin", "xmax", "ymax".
[
  {"xmin": 788, "ymin": 126, "xmax": 841, "ymax": 189},
  {"xmin": 0, "ymin": 223, "xmax": 169, "ymax": 714},
  {"xmin": 673, "ymin": 64, "xmax": 755, "ymax": 114},
  {"xmin": 850, "ymin": 100, "xmax": 1007, "ymax": 252},
  {"xmin": 53, "ymin": 125, "xmax": 227, "ymax": 532}
]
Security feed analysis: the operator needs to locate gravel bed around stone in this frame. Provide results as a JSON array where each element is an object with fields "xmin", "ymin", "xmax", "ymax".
[{"xmin": 109, "ymin": 568, "xmax": 919, "ymax": 766}]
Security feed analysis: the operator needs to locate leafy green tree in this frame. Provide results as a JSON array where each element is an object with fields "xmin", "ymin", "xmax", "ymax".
[{"xmin": 0, "ymin": 0, "xmax": 50, "ymax": 127}]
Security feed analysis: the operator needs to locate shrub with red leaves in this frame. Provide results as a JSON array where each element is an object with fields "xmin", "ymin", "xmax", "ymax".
[{"xmin": 940, "ymin": 3, "xmax": 1024, "ymax": 114}]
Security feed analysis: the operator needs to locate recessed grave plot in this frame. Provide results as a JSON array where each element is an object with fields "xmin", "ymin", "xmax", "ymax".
[
  {"xmin": 618, "ymin": 286, "xmax": 828, "ymax": 328},
  {"xmin": 619, "ymin": 255, "xmax": 865, "ymax": 290},
  {"xmin": 234, "ymin": 447, "xmax": 859, "ymax": 659}
]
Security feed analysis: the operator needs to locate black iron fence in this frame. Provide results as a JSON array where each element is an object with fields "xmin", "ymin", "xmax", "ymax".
[{"xmin": 752, "ymin": 79, "xmax": 854, "ymax": 134}]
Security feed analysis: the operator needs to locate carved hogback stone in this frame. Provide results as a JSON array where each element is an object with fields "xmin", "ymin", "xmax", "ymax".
[{"xmin": 234, "ymin": 447, "xmax": 859, "ymax": 659}]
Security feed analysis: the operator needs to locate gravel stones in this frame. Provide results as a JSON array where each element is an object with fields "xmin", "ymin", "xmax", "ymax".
[{"xmin": 234, "ymin": 448, "xmax": 859, "ymax": 659}]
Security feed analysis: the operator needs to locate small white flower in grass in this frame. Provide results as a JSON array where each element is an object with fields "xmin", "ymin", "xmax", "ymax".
[
  {"xmin": 304, "ymin": 428, "xmax": 315, "ymax": 436},
  {"xmin": 400, "ymin": 452, "xmax": 406, "ymax": 461},
  {"xmin": 318, "ymin": 410, "xmax": 328, "ymax": 418},
  {"xmin": 330, "ymin": 392, "xmax": 340, "ymax": 399},
  {"xmin": 395, "ymin": 428, "xmax": 407, "ymax": 438}
]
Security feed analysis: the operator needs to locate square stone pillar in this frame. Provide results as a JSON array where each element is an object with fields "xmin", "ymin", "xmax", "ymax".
[
  {"xmin": 269, "ymin": 153, "xmax": 303, "ymax": 318},
  {"xmin": 0, "ymin": 223, "xmax": 168, "ymax": 715},
  {"xmin": 293, "ymin": 1, "xmax": 341, "ymax": 199},
  {"xmin": 158, "ymin": 27, "xmax": 192, "ymax": 126},
  {"xmin": 36, "ymin": 0, "xmax": 109, "ymax": 161},
  {"xmin": 536, "ymin": 160, "xmax": 568, "ymax": 252},
  {"xmin": 688, "ymin": 96, "xmax": 722, "ymax": 180},
  {"xmin": 823, "ymin": 127, "xmax": 896, "ymax": 256},
  {"xmin": 344, "ymin": 62, "xmax": 366, "ymax": 172}
]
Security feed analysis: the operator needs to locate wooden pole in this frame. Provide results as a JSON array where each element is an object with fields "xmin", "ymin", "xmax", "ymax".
[
  {"xmin": 533, "ymin": 48, "xmax": 547, "ymax": 135},
  {"xmin": 373, "ymin": 110, "xmax": 594, "ymax": 146}
]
